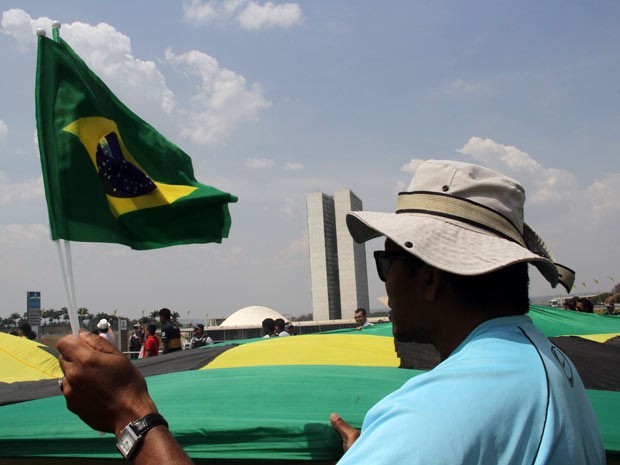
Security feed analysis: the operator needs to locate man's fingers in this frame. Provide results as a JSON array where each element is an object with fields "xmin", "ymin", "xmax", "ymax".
[
  {"xmin": 330, "ymin": 413, "xmax": 361, "ymax": 452},
  {"xmin": 56, "ymin": 334, "xmax": 79, "ymax": 360},
  {"xmin": 79, "ymin": 330, "xmax": 121, "ymax": 354}
]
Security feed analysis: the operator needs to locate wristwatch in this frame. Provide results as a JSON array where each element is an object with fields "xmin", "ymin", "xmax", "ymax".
[{"xmin": 116, "ymin": 412, "xmax": 168, "ymax": 460}]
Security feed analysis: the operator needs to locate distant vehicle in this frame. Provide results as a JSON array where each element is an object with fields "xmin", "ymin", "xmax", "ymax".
[{"xmin": 549, "ymin": 299, "xmax": 560, "ymax": 308}]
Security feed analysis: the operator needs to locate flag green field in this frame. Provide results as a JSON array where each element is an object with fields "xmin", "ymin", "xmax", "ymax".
[
  {"xmin": 2, "ymin": 307, "xmax": 619, "ymax": 462},
  {"xmin": 35, "ymin": 36, "xmax": 237, "ymax": 250}
]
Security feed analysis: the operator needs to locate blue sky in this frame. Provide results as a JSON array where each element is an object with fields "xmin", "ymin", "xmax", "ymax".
[{"xmin": 1, "ymin": 1, "xmax": 619, "ymax": 320}]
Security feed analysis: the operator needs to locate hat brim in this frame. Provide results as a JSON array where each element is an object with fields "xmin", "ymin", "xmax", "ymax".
[{"xmin": 346, "ymin": 211, "xmax": 559, "ymax": 288}]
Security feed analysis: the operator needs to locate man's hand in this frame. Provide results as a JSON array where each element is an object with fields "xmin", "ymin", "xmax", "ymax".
[
  {"xmin": 57, "ymin": 331, "xmax": 157, "ymax": 436},
  {"xmin": 330, "ymin": 412, "xmax": 361, "ymax": 453}
]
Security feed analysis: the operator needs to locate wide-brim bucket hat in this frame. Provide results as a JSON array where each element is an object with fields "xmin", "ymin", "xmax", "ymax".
[{"xmin": 346, "ymin": 159, "xmax": 574, "ymax": 292}]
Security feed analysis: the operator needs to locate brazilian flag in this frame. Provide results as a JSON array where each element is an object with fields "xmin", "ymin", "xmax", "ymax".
[{"xmin": 35, "ymin": 35, "xmax": 237, "ymax": 250}]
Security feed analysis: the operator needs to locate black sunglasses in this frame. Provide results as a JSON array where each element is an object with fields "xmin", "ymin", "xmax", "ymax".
[{"xmin": 373, "ymin": 250, "xmax": 415, "ymax": 282}]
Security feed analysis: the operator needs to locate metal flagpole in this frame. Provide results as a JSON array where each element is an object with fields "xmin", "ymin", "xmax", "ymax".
[
  {"xmin": 42, "ymin": 20, "xmax": 81, "ymax": 336},
  {"xmin": 54, "ymin": 240, "xmax": 80, "ymax": 335}
]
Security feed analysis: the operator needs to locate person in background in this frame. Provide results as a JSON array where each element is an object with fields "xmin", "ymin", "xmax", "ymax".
[
  {"xmin": 274, "ymin": 318, "xmax": 290, "ymax": 337},
  {"xmin": 353, "ymin": 308, "xmax": 373, "ymax": 331},
  {"xmin": 261, "ymin": 318, "xmax": 276, "ymax": 338},
  {"xmin": 142, "ymin": 324, "xmax": 159, "ymax": 358},
  {"xmin": 128, "ymin": 323, "xmax": 144, "ymax": 359},
  {"xmin": 284, "ymin": 322, "xmax": 296, "ymax": 336},
  {"xmin": 17, "ymin": 322, "xmax": 37, "ymax": 340},
  {"xmin": 575, "ymin": 297, "xmax": 594, "ymax": 313},
  {"xmin": 159, "ymin": 308, "xmax": 182, "ymax": 354},
  {"xmin": 96, "ymin": 319, "xmax": 115, "ymax": 344},
  {"xmin": 189, "ymin": 324, "xmax": 213, "ymax": 348}
]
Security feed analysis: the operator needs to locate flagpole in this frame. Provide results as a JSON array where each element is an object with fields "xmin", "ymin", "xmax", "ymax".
[
  {"xmin": 44, "ymin": 20, "xmax": 80, "ymax": 336},
  {"xmin": 52, "ymin": 21, "xmax": 61, "ymax": 43},
  {"xmin": 64, "ymin": 240, "xmax": 80, "ymax": 327},
  {"xmin": 55, "ymin": 240, "xmax": 80, "ymax": 335}
]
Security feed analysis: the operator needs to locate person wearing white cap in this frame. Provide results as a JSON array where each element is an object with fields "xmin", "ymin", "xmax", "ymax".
[
  {"xmin": 96, "ymin": 318, "xmax": 115, "ymax": 345},
  {"xmin": 329, "ymin": 160, "xmax": 604, "ymax": 464},
  {"xmin": 53, "ymin": 160, "xmax": 605, "ymax": 464}
]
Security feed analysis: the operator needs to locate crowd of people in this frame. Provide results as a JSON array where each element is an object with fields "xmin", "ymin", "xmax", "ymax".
[
  {"xmin": 124, "ymin": 308, "xmax": 214, "ymax": 358},
  {"xmin": 262, "ymin": 318, "xmax": 295, "ymax": 337},
  {"xmin": 561, "ymin": 296, "xmax": 617, "ymax": 314}
]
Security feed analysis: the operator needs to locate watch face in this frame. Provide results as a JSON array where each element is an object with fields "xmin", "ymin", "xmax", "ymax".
[{"xmin": 117, "ymin": 426, "xmax": 139, "ymax": 458}]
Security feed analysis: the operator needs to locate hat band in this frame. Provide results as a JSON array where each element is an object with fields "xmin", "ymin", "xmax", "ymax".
[{"xmin": 396, "ymin": 192, "xmax": 525, "ymax": 247}]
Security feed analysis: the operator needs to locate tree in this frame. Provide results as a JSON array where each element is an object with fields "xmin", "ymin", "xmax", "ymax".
[
  {"xmin": 78, "ymin": 307, "xmax": 91, "ymax": 326},
  {"xmin": 613, "ymin": 282, "xmax": 620, "ymax": 294},
  {"xmin": 8, "ymin": 312, "xmax": 22, "ymax": 328}
]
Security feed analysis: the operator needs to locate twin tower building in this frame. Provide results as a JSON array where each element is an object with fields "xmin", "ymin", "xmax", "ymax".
[{"xmin": 306, "ymin": 189, "xmax": 370, "ymax": 321}]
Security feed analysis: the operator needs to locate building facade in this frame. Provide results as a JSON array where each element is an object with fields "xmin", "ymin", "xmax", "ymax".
[
  {"xmin": 306, "ymin": 189, "xmax": 369, "ymax": 321},
  {"xmin": 334, "ymin": 189, "xmax": 369, "ymax": 320}
]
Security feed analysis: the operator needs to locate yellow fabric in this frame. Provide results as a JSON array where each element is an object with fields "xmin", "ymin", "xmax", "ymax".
[
  {"xmin": 577, "ymin": 333, "xmax": 620, "ymax": 343},
  {"xmin": 202, "ymin": 334, "xmax": 400, "ymax": 370},
  {"xmin": 0, "ymin": 333, "xmax": 62, "ymax": 383}
]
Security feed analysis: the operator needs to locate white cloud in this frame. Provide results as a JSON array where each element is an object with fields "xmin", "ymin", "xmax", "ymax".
[
  {"xmin": 0, "ymin": 8, "xmax": 52, "ymax": 52},
  {"xmin": 183, "ymin": 0, "xmax": 219, "ymax": 23},
  {"xmin": 401, "ymin": 159, "xmax": 424, "ymax": 173},
  {"xmin": 0, "ymin": 120, "xmax": 7, "ymax": 141},
  {"xmin": 456, "ymin": 136, "xmax": 575, "ymax": 206},
  {"xmin": 166, "ymin": 49, "xmax": 271, "ymax": 145},
  {"xmin": 0, "ymin": 223, "xmax": 48, "ymax": 244},
  {"xmin": 183, "ymin": 0, "xmax": 245, "ymax": 24},
  {"xmin": 183, "ymin": 0, "xmax": 302, "ymax": 30},
  {"xmin": 237, "ymin": 1, "xmax": 302, "ymax": 30},
  {"xmin": 579, "ymin": 173, "xmax": 620, "ymax": 225},
  {"xmin": 1, "ymin": 10, "xmax": 175, "ymax": 116},
  {"xmin": 245, "ymin": 157, "xmax": 274, "ymax": 169},
  {"xmin": 279, "ymin": 232, "xmax": 307, "ymax": 257},
  {"xmin": 284, "ymin": 161, "xmax": 303, "ymax": 171},
  {"xmin": 0, "ymin": 173, "xmax": 43, "ymax": 205},
  {"xmin": 443, "ymin": 78, "xmax": 479, "ymax": 95},
  {"xmin": 280, "ymin": 196, "xmax": 303, "ymax": 218},
  {"xmin": 3, "ymin": 10, "xmax": 269, "ymax": 147},
  {"xmin": 60, "ymin": 22, "xmax": 175, "ymax": 115}
]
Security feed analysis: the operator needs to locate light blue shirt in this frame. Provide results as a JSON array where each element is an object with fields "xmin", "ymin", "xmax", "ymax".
[{"xmin": 338, "ymin": 315, "xmax": 605, "ymax": 465}]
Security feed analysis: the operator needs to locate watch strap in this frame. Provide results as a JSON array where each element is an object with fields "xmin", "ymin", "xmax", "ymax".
[
  {"xmin": 130, "ymin": 412, "xmax": 168, "ymax": 437},
  {"xmin": 117, "ymin": 412, "xmax": 168, "ymax": 460}
]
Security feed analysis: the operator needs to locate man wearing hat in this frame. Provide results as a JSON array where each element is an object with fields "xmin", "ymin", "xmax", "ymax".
[
  {"xmin": 127, "ymin": 323, "xmax": 144, "ymax": 359},
  {"xmin": 55, "ymin": 160, "xmax": 604, "ymax": 464},
  {"xmin": 96, "ymin": 318, "xmax": 115, "ymax": 345},
  {"xmin": 189, "ymin": 324, "xmax": 213, "ymax": 349},
  {"xmin": 329, "ymin": 160, "xmax": 604, "ymax": 464}
]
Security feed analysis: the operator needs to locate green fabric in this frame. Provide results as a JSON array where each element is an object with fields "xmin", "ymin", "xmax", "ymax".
[
  {"xmin": 2, "ymin": 307, "xmax": 619, "ymax": 460},
  {"xmin": 589, "ymin": 389, "xmax": 620, "ymax": 455},
  {"xmin": 0, "ymin": 365, "xmax": 618, "ymax": 460},
  {"xmin": 528, "ymin": 305, "xmax": 620, "ymax": 337},
  {"xmin": 0, "ymin": 366, "xmax": 417, "ymax": 460},
  {"xmin": 35, "ymin": 36, "xmax": 237, "ymax": 250}
]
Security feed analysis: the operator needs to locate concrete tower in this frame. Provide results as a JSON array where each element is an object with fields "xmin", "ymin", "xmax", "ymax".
[
  {"xmin": 334, "ymin": 189, "xmax": 369, "ymax": 319},
  {"xmin": 306, "ymin": 189, "xmax": 369, "ymax": 321}
]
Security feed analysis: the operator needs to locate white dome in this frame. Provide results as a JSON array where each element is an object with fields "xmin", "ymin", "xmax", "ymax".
[{"xmin": 221, "ymin": 306, "xmax": 285, "ymax": 327}]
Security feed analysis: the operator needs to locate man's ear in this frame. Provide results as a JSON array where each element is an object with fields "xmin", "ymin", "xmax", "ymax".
[{"xmin": 423, "ymin": 266, "xmax": 443, "ymax": 301}]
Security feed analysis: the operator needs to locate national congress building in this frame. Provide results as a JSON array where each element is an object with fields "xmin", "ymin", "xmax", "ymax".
[{"xmin": 306, "ymin": 189, "xmax": 369, "ymax": 321}]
